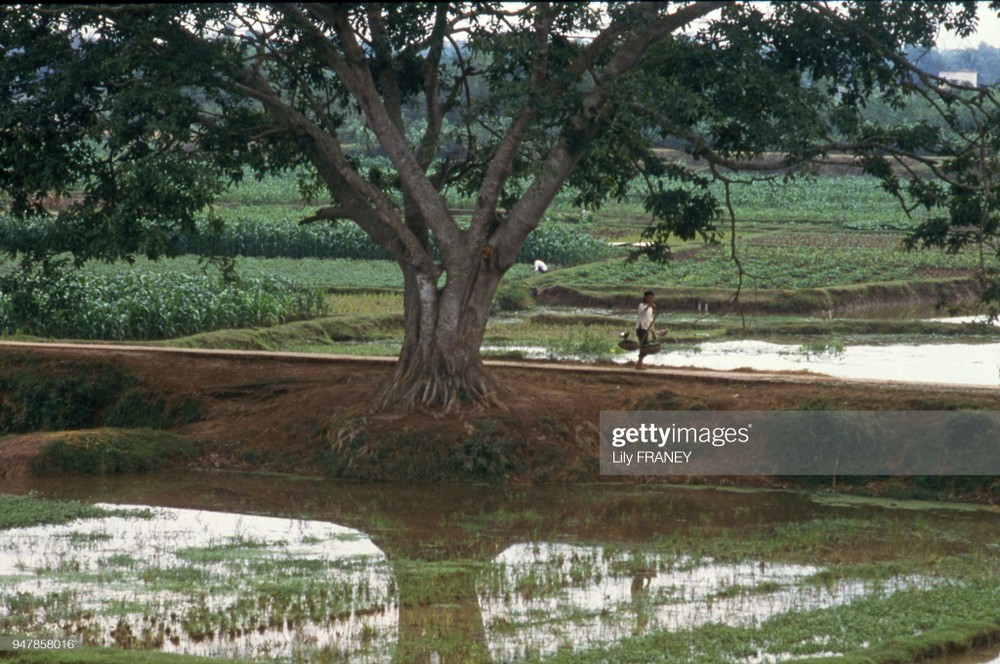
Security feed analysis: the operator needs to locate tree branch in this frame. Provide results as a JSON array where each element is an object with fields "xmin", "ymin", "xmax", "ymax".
[
  {"xmin": 299, "ymin": 4, "xmax": 463, "ymax": 261},
  {"xmin": 300, "ymin": 206, "xmax": 351, "ymax": 225},
  {"xmin": 416, "ymin": 5, "xmax": 450, "ymax": 172},
  {"xmin": 234, "ymin": 65, "xmax": 436, "ymax": 272},
  {"xmin": 493, "ymin": 2, "xmax": 729, "ymax": 262}
]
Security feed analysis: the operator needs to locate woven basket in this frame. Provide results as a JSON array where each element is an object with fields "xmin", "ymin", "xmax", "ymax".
[{"xmin": 618, "ymin": 340, "xmax": 661, "ymax": 354}]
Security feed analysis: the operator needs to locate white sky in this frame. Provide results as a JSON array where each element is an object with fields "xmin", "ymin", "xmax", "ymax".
[{"xmin": 936, "ymin": 6, "xmax": 1000, "ymax": 49}]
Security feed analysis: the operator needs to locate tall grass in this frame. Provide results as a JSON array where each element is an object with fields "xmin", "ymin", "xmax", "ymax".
[
  {"xmin": 0, "ymin": 269, "xmax": 328, "ymax": 340},
  {"xmin": 182, "ymin": 213, "xmax": 393, "ymax": 260}
]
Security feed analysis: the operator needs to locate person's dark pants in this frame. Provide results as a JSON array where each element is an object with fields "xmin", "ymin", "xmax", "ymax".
[{"xmin": 636, "ymin": 326, "xmax": 650, "ymax": 355}]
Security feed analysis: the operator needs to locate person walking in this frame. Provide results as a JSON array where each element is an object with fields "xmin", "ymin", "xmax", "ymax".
[{"xmin": 635, "ymin": 290, "xmax": 656, "ymax": 370}]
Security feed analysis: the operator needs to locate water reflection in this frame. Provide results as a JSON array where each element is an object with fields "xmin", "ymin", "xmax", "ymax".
[
  {"xmin": 931, "ymin": 316, "xmax": 1000, "ymax": 326},
  {"xmin": 931, "ymin": 645, "xmax": 1000, "ymax": 664},
  {"xmin": 480, "ymin": 543, "xmax": 927, "ymax": 662},
  {"xmin": 484, "ymin": 339, "xmax": 1000, "ymax": 387},
  {"xmin": 0, "ymin": 506, "xmax": 396, "ymax": 661},
  {"xmin": 617, "ymin": 339, "xmax": 1000, "ymax": 387},
  {"xmin": 2, "ymin": 473, "xmax": 998, "ymax": 662}
]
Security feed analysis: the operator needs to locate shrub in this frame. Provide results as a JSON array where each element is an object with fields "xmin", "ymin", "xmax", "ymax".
[
  {"xmin": 450, "ymin": 422, "xmax": 525, "ymax": 481},
  {"xmin": 0, "ymin": 354, "xmax": 200, "ymax": 434},
  {"xmin": 494, "ymin": 283, "xmax": 535, "ymax": 312},
  {"xmin": 29, "ymin": 430, "xmax": 205, "ymax": 475}
]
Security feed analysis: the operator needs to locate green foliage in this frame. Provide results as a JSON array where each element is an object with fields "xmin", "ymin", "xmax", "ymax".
[
  {"xmin": 0, "ymin": 354, "xmax": 197, "ymax": 434},
  {"xmin": 180, "ymin": 214, "xmax": 393, "ymax": 260},
  {"xmin": 29, "ymin": 430, "xmax": 205, "ymax": 476},
  {"xmin": 0, "ymin": 210, "xmax": 615, "ymax": 265},
  {"xmin": 0, "ymin": 494, "xmax": 149, "ymax": 531},
  {"xmin": 706, "ymin": 175, "xmax": 925, "ymax": 230},
  {"xmin": 638, "ymin": 168, "xmax": 723, "ymax": 262},
  {"xmin": 494, "ymin": 282, "xmax": 535, "ymax": 312},
  {"xmin": 0, "ymin": 358, "xmax": 133, "ymax": 432},
  {"xmin": 516, "ymin": 223, "xmax": 619, "ymax": 267},
  {"xmin": 0, "ymin": 266, "xmax": 327, "ymax": 340},
  {"xmin": 550, "ymin": 326, "xmax": 622, "ymax": 358},
  {"xmin": 449, "ymin": 422, "xmax": 525, "ymax": 481},
  {"xmin": 553, "ymin": 240, "xmax": 978, "ymax": 290},
  {"xmin": 796, "ymin": 339, "xmax": 847, "ymax": 358}
]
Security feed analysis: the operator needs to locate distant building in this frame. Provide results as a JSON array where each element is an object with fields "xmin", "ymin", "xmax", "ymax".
[{"xmin": 938, "ymin": 70, "xmax": 978, "ymax": 86}]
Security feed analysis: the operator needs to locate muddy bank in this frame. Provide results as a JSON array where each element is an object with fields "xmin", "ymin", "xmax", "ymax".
[{"xmin": 0, "ymin": 342, "xmax": 998, "ymax": 499}]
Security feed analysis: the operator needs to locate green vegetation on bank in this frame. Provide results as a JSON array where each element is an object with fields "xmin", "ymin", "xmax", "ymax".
[
  {"xmin": 545, "ymin": 241, "xmax": 979, "ymax": 291},
  {"xmin": 0, "ymin": 268, "xmax": 327, "ymax": 341},
  {"xmin": 28, "ymin": 429, "xmax": 205, "ymax": 476},
  {"xmin": 0, "ymin": 353, "xmax": 200, "ymax": 434}
]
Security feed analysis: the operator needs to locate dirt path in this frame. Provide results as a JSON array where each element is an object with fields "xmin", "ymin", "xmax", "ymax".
[
  {"xmin": 3, "ymin": 339, "xmax": 997, "ymax": 392},
  {"xmin": 1, "ymin": 340, "xmax": 998, "ymax": 481}
]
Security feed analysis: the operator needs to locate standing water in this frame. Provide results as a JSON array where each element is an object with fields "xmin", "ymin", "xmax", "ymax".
[
  {"xmin": 615, "ymin": 339, "xmax": 1000, "ymax": 387},
  {"xmin": 2, "ymin": 472, "xmax": 999, "ymax": 662}
]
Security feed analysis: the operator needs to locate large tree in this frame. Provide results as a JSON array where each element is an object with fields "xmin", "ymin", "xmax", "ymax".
[{"xmin": 2, "ymin": 2, "xmax": 999, "ymax": 410}]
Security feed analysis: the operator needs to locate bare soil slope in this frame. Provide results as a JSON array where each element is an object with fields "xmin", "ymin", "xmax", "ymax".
[{"xmin": 1, "ymin": 342, "xmax": 998, "ymax": 484}]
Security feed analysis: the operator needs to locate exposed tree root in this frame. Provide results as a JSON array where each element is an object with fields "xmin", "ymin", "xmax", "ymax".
[{"xmin": 372, "ymin": 357, "xmax": 508, "ymax": 413}]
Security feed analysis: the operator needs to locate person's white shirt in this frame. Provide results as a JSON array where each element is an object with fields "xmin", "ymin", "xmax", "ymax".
[
  {"xmin": 637, "ymin": 302, "xmax": 654, "ymax": 330},
  {"xmin": 532, "ymin": 259, "xmax": 548, "ymax": 273}
]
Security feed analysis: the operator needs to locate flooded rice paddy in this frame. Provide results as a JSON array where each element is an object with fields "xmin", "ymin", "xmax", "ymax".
[
  {"xmin": 489, "ymin": 308, "xmax": 1000, "ymax": 387},
  {"xmin": 488, "ymin": 336, "xmax": 1000, "ymax": 387},
  {"xmin": 2, "ymin": 473, "xmax": 1000, "ymax": 662},
  {"xmin": 0, "ymin": 506, "xmax": 396, "ymax": 660},
  {"xmin": 617, "ymin": 339, "xmax": 1000, "ymax": 387},
  {"xmin": 480, "ymin": 544, "xmax": 926, "ymax": 662}
]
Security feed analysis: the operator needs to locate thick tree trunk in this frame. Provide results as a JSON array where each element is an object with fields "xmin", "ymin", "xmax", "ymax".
[{"xmin": 372, "ymin": 259, "xmax": 507, "ymax": 412}]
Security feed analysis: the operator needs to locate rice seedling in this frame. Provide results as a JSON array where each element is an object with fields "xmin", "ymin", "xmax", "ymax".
[
  {"xmin": 0, "ymin": 503, "xmax": 399, "ymax": 661},
  {"xmin": 795, "ymin": 339, "xmax": 847, "ymax": 358}
]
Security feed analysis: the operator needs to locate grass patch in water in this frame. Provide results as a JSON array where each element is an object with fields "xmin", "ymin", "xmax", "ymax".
[
  {"xmin": 531, "ymin": 581, "xmax": 1000, "ymax": 663},
  {"xmin": 138, "ymin": 566, "xmax": 213, "ymax": 592},
  {"xmin": 2, "ymin": 648, "xmax": 230, "ymax": 663},
  {"xmin": 0, "ymin": 494, "xmax": 151, "ymax": 530}
]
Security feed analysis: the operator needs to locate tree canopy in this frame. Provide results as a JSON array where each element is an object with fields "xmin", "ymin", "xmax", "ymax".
[{"xmin": 2, "ymin": 2, "xmax": 1000, "ymax": 410}]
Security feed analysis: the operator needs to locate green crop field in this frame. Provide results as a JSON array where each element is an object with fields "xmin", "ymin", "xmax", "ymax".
[{"xmin": 0, "ymin": 168, "xmax": 991, "ymax": 350}]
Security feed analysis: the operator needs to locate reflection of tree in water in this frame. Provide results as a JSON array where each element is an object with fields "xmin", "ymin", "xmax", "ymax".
[
  {"xmin": 393, "ymin": 561, "xmax": 490, "ymax": 663},
  {"xmin": 22, "ymin": 474, "xmax": 888, "ymax": 662},
  {"xmin": 339, "ymin": 485, "xmax": 810, "ymax": 663},
  {"xmin": 631, "ymin": 570, "xmax": 656, "ymax": 634}
]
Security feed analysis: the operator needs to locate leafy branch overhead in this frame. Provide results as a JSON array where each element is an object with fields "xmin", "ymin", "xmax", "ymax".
[{"xmin": 2, "ymin": 2, "xmax": 1000, "ymax": 409}]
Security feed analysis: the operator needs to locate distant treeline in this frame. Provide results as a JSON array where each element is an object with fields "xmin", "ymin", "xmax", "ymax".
[{"xmin": 907, "ymin": 43, "xmax": 1000, "ymax": 85}]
